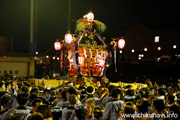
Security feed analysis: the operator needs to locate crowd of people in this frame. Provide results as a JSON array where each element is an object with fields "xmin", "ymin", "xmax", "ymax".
[{"xmin": 0, "ymin": 74, "xmax": 180, "ymax": 120}]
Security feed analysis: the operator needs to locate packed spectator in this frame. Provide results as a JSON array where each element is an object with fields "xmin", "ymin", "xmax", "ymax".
[{"xmin": 0, "ymin": 74, "xmax": 180, "ymax": 120}]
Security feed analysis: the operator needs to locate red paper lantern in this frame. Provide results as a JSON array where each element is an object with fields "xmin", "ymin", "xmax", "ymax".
[
  {"xmin": 65, "ymin": 33, "xmax": 72, "ymax": 44},
  {"xmin": 54, "ymin": 40, "xmax": 61, "ymax": 50},
  {"xmin": 118, "ymin": 38, "xmax": 125, "ymax": 49}
]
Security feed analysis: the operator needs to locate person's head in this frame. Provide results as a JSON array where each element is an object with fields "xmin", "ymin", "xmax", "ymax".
[
  {"xmin": 151, "ymin": 99, "xmax": 165, "ymax": 113},
  {"xmin": 30, "ymin": 87, "xmax": 40, "ymax": 96},
  {"xmin": 14, "ymin": 83, "xmax": 19, "ymax": 92},
  {"xmin": 92, "ymin": 77, "xmax": 98, "ymax": 82},
  {"xmin": 27, "ymin": 112, "xmax": 43, "ymax": 120},
  {"xmin": 17, "ymin": 82, "xmax": 23, "ymax": 90},
  {"xmin": 20, "ymin": 86, "xmax": 29, "ymax": 94},
  {"xmin": 147, "ymin": 95, "xmax": 155, "ymax": 104},
  {"xmin": 5, "ymin": 80, "xmax": 12, "ymax": 90},
  {"xmin": 169, "ymin": 104, "xmax": 180, "ymax": 118},
  {"xmin": 6, "ymin": 113, "xmax": 23, "ymax": 120},
  {"xmin": 37, "ymin": 104, "xmax": 52, "ymax": 119},
  {"xmin": 157, "ymin": 88, "xmax": 167, "ymax": 96},
  {"xmin": 125, "ymin": 89, "xmax": 135, "ymax": 96},
  {"xmin": 57, "ymin": 89, "xmax": 62, "ymax": 99},
  {"xmin": 43, "ymin": 88, "xmax": 51, "ymax": 101},
  {"xmin": 177, "ymin": 94, "xmax": 180, "ymax": 106},
  {"xmin": 0, "ymin": 81, "xmax": 5, "ymax": 92},
  {"xmin": 32, "ymin": 98, "xmax": 43, "ymax": 112},
  {"xmin": 75, "ymin": 104, "xmax": 87, "ymax": 120},
  {"xmin": 166, "ymin": 95, "xmax": 175, "ymax": 105},
  {"xmin": 123, "ymin": 102, "xmax": 136, "ymax": 116},
  {"xmin": 125, "ymin": 96, "xmax": 135, "ymax": 104},
  {"xmin": 86, "ymin": 85, "xmax": 95, "ymax": 95},
  {"xmin": 37, "ymin": 85, "xmax": 45, "ymax": 93},
  {"xmin": 85, "ymin": 98, "xmax": 95, "ymax": 117},
  {"xmin": 67, "ymin": 82, "xmax": 74, "ymax": 87},
  {"xmin": 160, "ymin": 118, "xmax": 173, "ymax": 120},
  {"xmin": 94, "ymin": 105, "xmax": 104, "ymax": 120},
  {"xmin": 16, "ymin": 93, "xmax": 29, "ymax": 106},
  {"xmin": 125, "ymin": 89, "xmax": 135, "ymax": 103},
  {"xmin": 80, "ymin": 90, "xmax": 87, "ymax": 101},
  {"xmin": 69, "ymin": 94, "xmax": 78, "ymax": 106},
  {"xmin": 101, "ymin": 77, "xmax": 108, "ymax": 83},
  {"xmin": 51, "ymin": 87, "xmax": 57, "ymax": 95},
  {"xmin": 66, "ymin": 87, "xmax": 78, "ymax": 101},
  {"xmin": 111, "ymin": 88, "xmax": 121, "ymax": 99},
  {"xmin": 97, "ymin": 86, "xmax": 104, "ymax": 94},
  {"xmin": 11, "ymin": 80, "xmax": 17, "ymax": 90},
  {"xmin": 139, "ymin": 90, "xmax": 147, "ymax": 98},
  {"xmin": 168, "ymin": 87, "xmax": 175, "ymax": 95},
  {"xmin": 43, "ymin": 88, "xmax": 51, "ymax": 96},
  {"xmin": 61, "ymin": 88, "xmax": 67, "ymax": 101},
  {"xmin": 29, "ymin": 93, "xmax": 38, "ymax": 105},
  {"xmin": 24, "ymin": 83, "xmax": 32, "ymax": 92},
  {"xmin": 108, "ymin": 85, "xmax": 116, "ymax": 95},
  {"xmin": 121, "ymin": 102, "xmax": 136, "ymax": 120},
  {"xmin": 136, "ymin": 98, "xmax": 150, "ymax": 113},
  {"xmin": 0, "ymin": 93, "xmax": 14, "ymax": 109}
]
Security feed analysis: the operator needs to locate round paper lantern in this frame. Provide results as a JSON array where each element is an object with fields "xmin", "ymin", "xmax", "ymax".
[
  {"xmin": 118, "ymin": 38, "xmax": 125, "ymax": 49},
  {"xmin": 87, "ymin": 12, "xmax": 94, "ymax": 22},
  {"xmin": 65, "ymin": 33, "xmax": 72, "ymax": 44},
  {"xmin": 54, "ymin": 40, "xmax": 61, "ymax": 50},
  {"xmin": 78, "ymin": 57, "xmax": 83, "ymax": 65},
  {"xmin": 99, "ymin": 59, "xmax": 104, "ymax": 66}
]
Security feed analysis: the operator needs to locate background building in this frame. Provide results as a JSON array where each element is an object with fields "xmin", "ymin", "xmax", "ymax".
[
  {"xmin": 124, "ymin": 23, "xmax": 180, "ymax": 61},
  {"xmin": 0, "ymin": 53, "xmax": 35, "ymax": 77}
]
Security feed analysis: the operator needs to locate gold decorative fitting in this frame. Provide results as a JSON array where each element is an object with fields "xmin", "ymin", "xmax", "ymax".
[{"xmin": 79, "ymin": 44, "xmax": 106, "ymax": 50}]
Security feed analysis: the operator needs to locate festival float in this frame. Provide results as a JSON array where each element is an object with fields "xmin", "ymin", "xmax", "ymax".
[
  {"xmin": 32, "ymin": 12, "xmax": 148, "ymax": 89},
  {"xmin": 64, "ymin": 12, "xmax": 110, "ymax": 82}
]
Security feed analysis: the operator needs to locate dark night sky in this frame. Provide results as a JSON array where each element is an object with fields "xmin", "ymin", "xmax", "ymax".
[{"xmin": 0, "ymin": 0, "xmax": 180, "ymax": 54}]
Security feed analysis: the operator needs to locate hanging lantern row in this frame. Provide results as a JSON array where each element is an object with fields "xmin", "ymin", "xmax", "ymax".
[{"xmin": 54, "ymin": 33, "xmax": 73, "ymax": 51}]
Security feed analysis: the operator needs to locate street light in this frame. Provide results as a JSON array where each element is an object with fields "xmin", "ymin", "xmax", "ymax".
[
  {"xmin": 158, "ymin": 47, "xmax": 161, "ymax": 51},
  {"xmin": 131, "ymin": 49, "xmax": 135, "ymax": 53},
  {"xmin": 173, "ymin": 45, "xmax": 177, "ymax": 49},
  {"xmin": 144, "ymin": 47, "xmax": 148, "ymax": 52}
]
